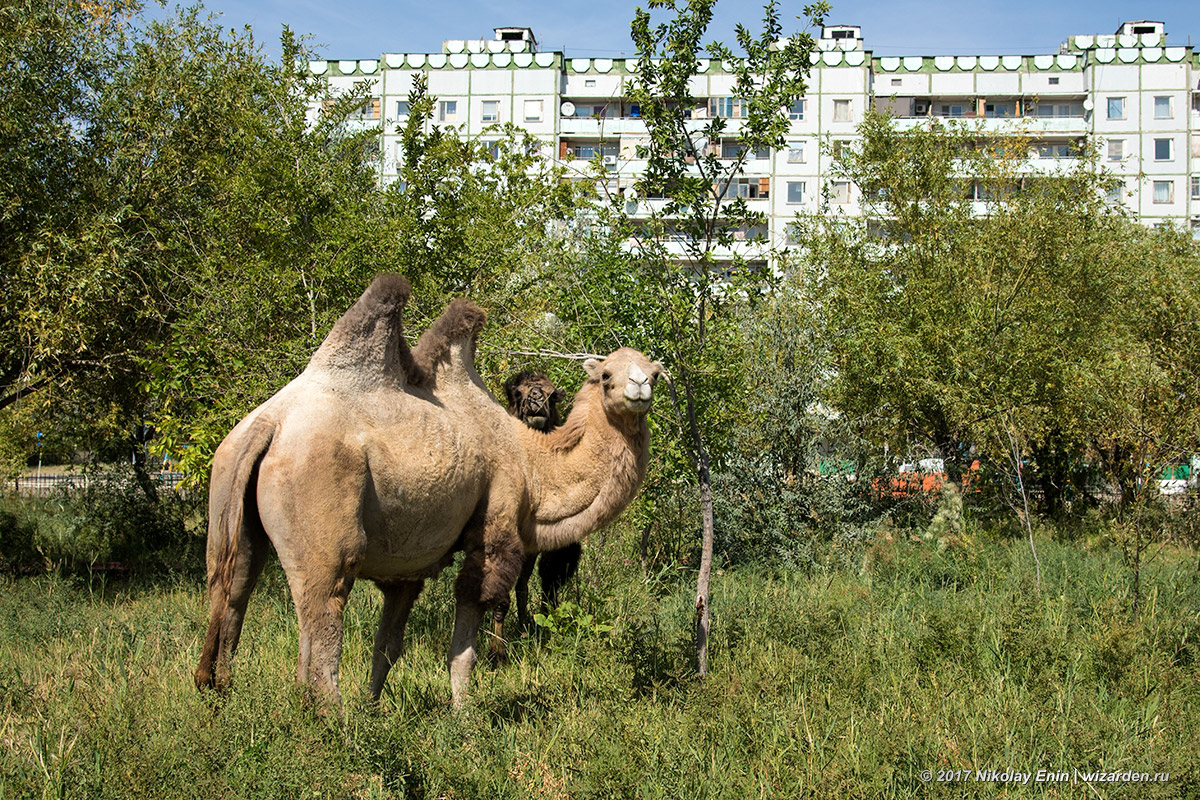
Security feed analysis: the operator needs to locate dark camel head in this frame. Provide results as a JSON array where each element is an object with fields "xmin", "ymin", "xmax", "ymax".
[{"xmin": 505, "ymin": 372, "xmax": 565, "ymax": 431}]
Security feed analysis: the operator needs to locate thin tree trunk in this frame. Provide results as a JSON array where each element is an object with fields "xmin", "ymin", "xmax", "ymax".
[
  {"xmin": 695, "ymin": 449, "xmax": 714, "ymax": 677},
  {"xmin": 1006, "ymin": 423, "xmax": 1041, "ymax": 592}
]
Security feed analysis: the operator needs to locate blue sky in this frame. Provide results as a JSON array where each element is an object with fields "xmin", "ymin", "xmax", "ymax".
[{"xmin": 181, "ymin": 0, "xmax": 1200, "ymax": 60}]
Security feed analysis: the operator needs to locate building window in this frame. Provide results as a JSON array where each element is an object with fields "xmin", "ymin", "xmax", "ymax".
[
  {"xmin": 786, "ymin": 141, "xmax": 806, "ymax": 163},
  {"xmin": 984, "ymin": 103, "xmax": 1012, "ymax": 119},
  {"xmin": 1106, "ymin": 182, "xmax": 1124, "ymax": 204},
  {"xmin": 833, "ymin": 99, "xmax": 851, "ymax": 122},
  {"xmin": 1192, "ymin": 176, "xmax": 1200, "ymax": 200},
  {"xmin": 1154, "ymin": 138, "xmax": 1172, "ymax": 161},
  {"xmin": 1154, "ymin": 96, "xmax": 1172, "ymax": 119},
  {"xmin": 1048, "ymin": 77, "xmax": 1060, "ymax": 85},
  {"xmin": 523, "ymin": 99, "xmax": 543, "ymax": 122},
  {"xmin": 1036, "ymin": 142, "xmax": 1071, "ymax": 159},
  {"xmin": 721, "ymin": 177, "xmax": 769, "ymax": 199},
  {"xmin": 830, "ymin": 181, "xmax": 850, "ymax": 203},
  {"xmin": 890, "ymin": 78, "xmax": 901, "ymax": 86},
  {"xmin": 721, "ymin": 141, "xmax": 745, "ymax": 159},
  {"xmin": 939, "ymin": 104, "xmax": 964, "ymax": 118},
  {"xmin": 1106, "ymin": 97, "xmax": 1125, "ymax": 120},
  {"xmin": 396, "ymin": 101, "xmax": 410, "ymax": 118},
  {"xmin": 1107, "ymin": 139, "xmax": 1124, "ymax": 161},
  {"xmin": 1153, "ymin": 180, "xmax": 1173, "ymax": 204},
  {"xmin": 629, "ymin": 104, "xmax": 641, "ymax": 118},
  {"xmin": 1037, "ymin": 102, "xmax": 1082, "ymax": 118},
  {"xmin": 439, "ymin": 100, "xmax": 457, "ymax": 123},
  {"xmin": 574, "ymin": 143, "xmax": 618, "ymax": 160},
  {"xmin": 787, "ymin": 181, "xmax": 805, "ymax": 203},
  {"xmin": 481, "ymin": 100, "xmax": 500, "ymax": 122},
  {"xmin": 359, "ymin": 99, "xmax": 380, "ymax": 119},
  {"xmin": 709, "ymin": 97, "xmax": 747, "ymax": 118},
  {"xmin": 584, "ymin": 79, "xmax": 596, "ymax": 87},
  {"xmin": 788, "ymin": 100, "xmax": 805, "ymax": 120}
]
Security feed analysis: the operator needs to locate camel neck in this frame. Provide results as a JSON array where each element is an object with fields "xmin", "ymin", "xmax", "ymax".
[{"xmin": 522, "ymin": 382, "xmax": 649, "ymax": 550}]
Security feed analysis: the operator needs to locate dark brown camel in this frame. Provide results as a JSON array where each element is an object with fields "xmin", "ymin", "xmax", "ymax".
[{"xmin": 489, "ymin": 371, "xmax": 584, "ymax": 664}]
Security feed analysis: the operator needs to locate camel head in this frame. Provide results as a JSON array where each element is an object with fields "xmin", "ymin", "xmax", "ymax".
[
  {"xmin": 505, "ymin": 371, "xmax": 565, "ymax": 431},
  {"xmin": 583, "ymin": 348, "xmax": 665, "ymax": 418}
]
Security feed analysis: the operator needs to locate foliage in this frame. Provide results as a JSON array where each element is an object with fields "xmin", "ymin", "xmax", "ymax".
[
  {"xmin": 134, "ymin": 20, "xmax": 397, "ymax": 478},
  {"xmin": 387, "ymin": 76, "xmax": 597, "ymax": 385},
  {"xmin": 711, "ymin": 284, "xmax": 879, "ymax": 568},
  {"xmin": 0, "ymin": 0, "xmax": 147, "ymax": 414},
  {"xmin": 791, "ymin": 114, "xmax": 1200, "ymax": 517},
  {"xmin": 571, "ymin": 0, "xmax": 828, "ymax": 674},
  {"xmin": 0, "ymin": 468, "xmax": 202, "ymax": 576},
  {"xmin": 533, "ymin": 600, "xmax": 614, "ymax": 653}
]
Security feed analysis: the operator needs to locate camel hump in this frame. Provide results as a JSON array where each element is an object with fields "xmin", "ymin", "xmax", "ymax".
[
  {"xmin": 409, "ymin": 299, "xmax": 488, "ymax": 386},
  {"xmin": 308, "ymin": 274, "xmax": 419, "ymax": 388}
]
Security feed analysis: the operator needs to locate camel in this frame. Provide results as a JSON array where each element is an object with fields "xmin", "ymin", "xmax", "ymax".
[
  {"xmin": 488, "ymin": 372, "xmax": 584, "ymax": 663},
  {"xmin": 193, "ymin": 274, "xmax": 663, "ymax": 708}
]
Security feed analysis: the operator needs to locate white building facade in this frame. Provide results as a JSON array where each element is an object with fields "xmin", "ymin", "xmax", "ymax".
[{"xmin": 313, "ymin": 21, "xmax": 1200, "ymax": 251}]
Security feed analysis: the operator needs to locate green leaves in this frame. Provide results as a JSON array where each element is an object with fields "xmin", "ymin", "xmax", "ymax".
[{"xmin": 792, "ymin": 113, "xmax": 1200, "ymax": 508}]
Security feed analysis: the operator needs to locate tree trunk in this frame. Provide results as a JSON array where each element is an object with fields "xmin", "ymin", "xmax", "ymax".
[{"xmin": 694, "ymin": 447, "xmax": 714, "ymax": 677}]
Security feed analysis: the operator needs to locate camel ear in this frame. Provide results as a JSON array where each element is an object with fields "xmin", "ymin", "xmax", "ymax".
[
  {"xmin": 582, "ymin": 358, "xmax": 603, "ymax": 379},
  {"xmin": 653, "ymin": 361, "xmax": 671, "ymax": 384},
  {"xmin": 552, "ymin": 388, "xmax": 566, "ymax": 404}
]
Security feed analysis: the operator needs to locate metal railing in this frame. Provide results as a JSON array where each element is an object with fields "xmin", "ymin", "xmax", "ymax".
[{"xmin": 5, "ymin": 472, "xmax": 185, "ymax": 496}]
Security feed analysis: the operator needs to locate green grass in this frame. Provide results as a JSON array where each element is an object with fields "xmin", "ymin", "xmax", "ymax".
[{"xmin": 1, "ymin": 529, "xmax": 1198, "ymax": 799}]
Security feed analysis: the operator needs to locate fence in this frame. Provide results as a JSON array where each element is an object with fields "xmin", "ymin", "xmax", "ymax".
[{"xmin": 5, "ymin": 472, "xmax": 186, "ymax": 496}]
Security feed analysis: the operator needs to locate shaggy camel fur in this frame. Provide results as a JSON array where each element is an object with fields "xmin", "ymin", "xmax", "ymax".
[
  {"xmin": 489, "ymin": 372, "xmax": 582, "ymax": 664},
  {"xmin": 193, "ymin": 274, "xmax": 662, "ymax": 708}
]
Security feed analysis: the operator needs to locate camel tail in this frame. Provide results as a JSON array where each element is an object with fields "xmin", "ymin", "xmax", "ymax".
[{"xmin": 195, "ymin": 418, "xmax": 275, "ymax": 690}]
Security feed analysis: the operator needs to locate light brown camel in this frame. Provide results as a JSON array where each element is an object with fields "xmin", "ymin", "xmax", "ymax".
[{"xmin": 193, "ymin": 274, "xmax": 662, "ymax": 708}]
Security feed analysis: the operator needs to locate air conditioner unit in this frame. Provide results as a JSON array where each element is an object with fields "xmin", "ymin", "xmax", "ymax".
[
  {"xmin": 914, "ymin": 101, "xmax": 930, "ymax": 115},
  {"xmin": 603, "ymin": 155, "xmax": 618, "ymax": 166},
  {"xmin": 564, "ymin": 148, "xmax": 575, "ymax": 159}
]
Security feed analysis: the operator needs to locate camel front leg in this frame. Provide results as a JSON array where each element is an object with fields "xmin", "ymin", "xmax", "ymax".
[
  {"xmin": 448, "ymin": 591, "xmax": 485, "ymax": 708},
  {"xmin": 513, "ymin": 554, "xmax": 537, "ymax": 631},
  {"xmin": 370, "ymin": 580, "xmax": 424, "ymax": 701},
  {"xmin": 488, "ymin": 555, "xmax": 536, "ymax": 666},
  {"xmin": 449, "ymin": 525, "xmax": 524, "ymax": 705}
]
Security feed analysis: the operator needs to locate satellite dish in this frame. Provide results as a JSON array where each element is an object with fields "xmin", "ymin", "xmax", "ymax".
[
  {"xmin": 1082, "ymin": 97, "xmax": 1094, "ymax": 111},
  {"xmin": 560, "ymin": 101, "xmax": 576, "ymax": 117}
]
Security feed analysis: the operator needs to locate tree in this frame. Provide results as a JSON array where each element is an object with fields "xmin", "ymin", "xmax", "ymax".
[
  {"xmin": 562, "ymin": 0, "xmax": 827, "ymax": 676},
  {"xmin": 791, "ymin": 113, "xmax": 1200, "ymax": 539},
  {"xmin": 148, "ymin": 55, "xmax": 601, "ymax": 478},
  {"xmin": 388, "ymin": 74, "xmax": 595, "ymax": 367},
  {"xmin": 0, "ymin": 0, "xmax": 142, "ymax": 413}
]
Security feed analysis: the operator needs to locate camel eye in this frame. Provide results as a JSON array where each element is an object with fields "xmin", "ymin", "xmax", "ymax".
[{"xmin": 601, "ymin": 371, "xmax": 611, "ymax": 382}]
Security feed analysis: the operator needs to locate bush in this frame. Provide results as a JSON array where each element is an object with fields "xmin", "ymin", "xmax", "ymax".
[{"xmin": 0, "ymin": 466, "xmax": 204, "ymax": 577}]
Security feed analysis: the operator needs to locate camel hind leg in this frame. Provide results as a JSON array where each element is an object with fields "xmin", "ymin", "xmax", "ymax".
[
  {"xmin": 194, "ymin": 522, "xmax": 270, "ymax": 691},
  {"xmin": 282, "ymin": 556, "xmax": 359, "ymax": 709}
]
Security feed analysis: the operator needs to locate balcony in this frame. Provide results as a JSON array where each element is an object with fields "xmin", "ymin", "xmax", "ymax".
[
  {"xmin": 559, "ymin": 116, "xmax": 647, "ymax": 136},
  {"xmin": 890, "ymin": 116, "xmax": 1087, "ymax": 135}
]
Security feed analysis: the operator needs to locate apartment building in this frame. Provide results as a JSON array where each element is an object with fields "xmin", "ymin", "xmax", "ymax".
[{"xmin": 312, "ymin": 20, "xmax": 1200, "ymax": 255}]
